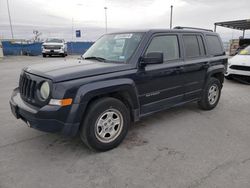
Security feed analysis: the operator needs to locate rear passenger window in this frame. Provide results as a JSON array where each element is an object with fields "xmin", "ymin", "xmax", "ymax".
[
  {"xmin": 206, "ymin": 35, "xmax": 224, "ymax": 56},
  {"xmin": 183, "ymin": 35, "xmax": 200, "ymax": 58},
  {"xmin": 145, "ymin": 35, "xmax": 179, "ymax": 61}
]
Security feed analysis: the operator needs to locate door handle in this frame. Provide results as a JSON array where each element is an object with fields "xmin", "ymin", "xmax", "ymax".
[
  {"xmin": 203, "ymin": 62, "xmax": 210, "ymax": 68},
  {"xmin": 163, "ymin": 69, "xmax": 175, "ymax": 75},
  {"xmin": 176, "ymin": 66, "xmax": 184, "ymax": 72}
]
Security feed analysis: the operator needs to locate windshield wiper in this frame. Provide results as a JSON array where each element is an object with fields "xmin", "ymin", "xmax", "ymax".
[{"xmin": 83, "ymin": 56, "xmax": 106, "ymax": 62}]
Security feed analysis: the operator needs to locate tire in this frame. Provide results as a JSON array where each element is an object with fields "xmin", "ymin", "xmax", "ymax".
[
  {"xmin": 42, "ymin": 54, "xmax": 46, "ymax": 58},
  {"xmin": 80, "ymin": 97, "xmax": 130, "ymax": 151},
  {"xmin": 198, "ymin": 77, "xmax": 222, "ymax": 110},
  {"xmin": 61, "ymin": 53, "xmax": 65, "ymax": 57}
]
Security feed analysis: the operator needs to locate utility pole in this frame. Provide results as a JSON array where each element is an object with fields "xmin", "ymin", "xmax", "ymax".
[
  {"xmin": 170, "ymin": 5, "xmax": 173, "ymax": 29},
  {"xmin": 6, "ymin": 0, "xmax": 14, "ymax": 39},
  {"xmin": 104, "ymin": 6, "xmax": 108, "ymax": 33}
]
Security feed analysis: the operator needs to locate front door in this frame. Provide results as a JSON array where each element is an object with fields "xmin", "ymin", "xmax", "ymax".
[{"xmin": 134, "ymin": 34, "xmax": 186, "ymax": 115}]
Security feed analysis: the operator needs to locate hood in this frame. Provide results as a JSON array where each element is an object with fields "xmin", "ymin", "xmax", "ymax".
[
  {"xmin": 229, "ymin": 55, "xmax": 250, "ymax": 66},
  {"xmin": 24, "ymin": 59, "xmax": 132, "ymax": 82}
]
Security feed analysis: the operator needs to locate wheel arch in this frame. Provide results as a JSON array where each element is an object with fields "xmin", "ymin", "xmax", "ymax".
[
  {"xmin": 74, "ymin": 79, "xmax": 140, "ymax": 123},
  {"xmin": 206, "ymin": 65, "xmax": 225, "ymax": 85}
]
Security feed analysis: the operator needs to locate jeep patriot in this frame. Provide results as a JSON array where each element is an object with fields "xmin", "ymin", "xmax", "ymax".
[{"xmin": 10, "ymin": 28, "xmax": 228, "ymax": 151}]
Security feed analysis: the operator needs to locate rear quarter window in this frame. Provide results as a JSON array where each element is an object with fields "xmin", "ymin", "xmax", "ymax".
[{"xmin": 206, "ymin": 35, "xmax": 224, "ymax": 56}]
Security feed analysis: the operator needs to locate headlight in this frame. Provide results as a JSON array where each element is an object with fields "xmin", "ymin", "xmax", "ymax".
[{"xmin": 40, "ymin": 81, "xmax": 50, "ymax": 100}]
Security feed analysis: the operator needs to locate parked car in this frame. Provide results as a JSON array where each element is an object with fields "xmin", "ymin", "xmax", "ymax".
[
  {"xmin": 10, "ymin": 28, "xmax": 227, "ymax": 151},
  {"xmin": 0, "ymin": 40, "xmax": 3, "ymax": 58},
  {"xmin": 225, "ymin": 45, "xmax": 250, "ymax": 83},
  {"xmin": 42, "ymin": 38, "xmax": 67, "ymax": 57}
]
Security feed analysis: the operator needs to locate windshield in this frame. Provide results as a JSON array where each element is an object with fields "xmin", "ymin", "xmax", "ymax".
[
  {"xmin": 239, "ymin": 45, "xmax": 250, "ymax": 55},
  {"xmin": 46, "ymin": 39, "xmax": 63, "ymax": 43},
  {"xmin": 83, "ymin": 33, "xmax": 144, "ymax": 63}
]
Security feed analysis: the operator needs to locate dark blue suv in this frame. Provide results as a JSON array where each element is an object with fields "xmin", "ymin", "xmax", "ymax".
[{"xmin": 10, "ymin": 28, "xmax": 227, "ymax": 151}]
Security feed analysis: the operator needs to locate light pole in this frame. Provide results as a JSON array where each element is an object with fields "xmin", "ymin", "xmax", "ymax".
[
  {"xmin": 170, "ymin": 5, "xmax": 173, "ymax": 29},
  {"xmin": 6, "ymin": 0, "xmax": 14, "ymax": 39},
  {"xmin": 71, "ymin": 18, "xmax": 74, "ymax": 54},
  {"xmin": 71, "ymin": 18, "xmax": 74, "ymax": 41},
  {"xmin": 104, "ymin": 6, "xmax": 108, "ymax": 33}
]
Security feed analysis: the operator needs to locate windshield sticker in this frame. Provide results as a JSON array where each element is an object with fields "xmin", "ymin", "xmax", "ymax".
[
  {"xmin": 239, "ymin": 49, "xmax": 249, "ymax": 55},
  {"xmin": 114, "ymin": 34, "xmax": 133, "ymax": 39},
  {"xmin": 119, "ymin": 56, "xmax": 125, "ymax": 59}
]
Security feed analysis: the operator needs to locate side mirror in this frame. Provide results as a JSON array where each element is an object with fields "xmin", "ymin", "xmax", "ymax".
[{"xmin": 140, "ymin": 52, "xmax": 164, "ymax": 66}]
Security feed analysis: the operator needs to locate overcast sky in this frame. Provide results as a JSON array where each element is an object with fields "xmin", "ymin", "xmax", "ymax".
[{"xmin": 0, "ymin": 0, "xmax": 250, "ymax": 41}]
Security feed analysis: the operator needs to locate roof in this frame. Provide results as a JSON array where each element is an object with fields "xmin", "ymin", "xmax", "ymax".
[{"xmin": 215, "ymin": 19, "xmax": 250, "ymax": 31}]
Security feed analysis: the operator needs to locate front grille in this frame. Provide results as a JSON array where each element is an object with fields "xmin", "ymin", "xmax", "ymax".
[
  {"xmin": 44, "ymin": 45, "xmax": 62, "ymax": 50},
  {"xmin": 19, "ymin": 74, "xmax": 37, "ymax": 101},
  {"xmin": 230, "ymin": 65, "xmax": 250, "ymax": 71}
]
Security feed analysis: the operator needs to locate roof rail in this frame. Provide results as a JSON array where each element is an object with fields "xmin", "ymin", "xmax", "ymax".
[{"xmin": 174, "ymin": 26, "xmax": 213, "ymax": 32}]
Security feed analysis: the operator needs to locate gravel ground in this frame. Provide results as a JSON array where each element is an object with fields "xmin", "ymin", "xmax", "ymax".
[{"xmin": 0, "ymin": 56, "xmax": 250, "ymax": 188}]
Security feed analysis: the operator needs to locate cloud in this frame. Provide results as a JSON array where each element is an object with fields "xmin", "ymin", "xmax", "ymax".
[{"xmin": 0, "ymin": 0, "xmax": 249, "ymax": 41}]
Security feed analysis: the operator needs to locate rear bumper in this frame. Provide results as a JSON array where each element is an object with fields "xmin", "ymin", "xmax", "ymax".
[{"xmin": 10, "ymin": 88, "xmax": 80, "ymax": 136}]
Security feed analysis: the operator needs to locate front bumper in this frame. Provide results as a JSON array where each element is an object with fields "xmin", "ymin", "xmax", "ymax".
[
  {"xmin": 10, "ymin": 88, "xmax": 80, "ymax": 136},
  {"xmin": 225, "ymin": 66, "xmax": 250, "ymax": 77},
  {"xmin": 42, "ymin": 49, "xmax": 66, "ymax": 55}
]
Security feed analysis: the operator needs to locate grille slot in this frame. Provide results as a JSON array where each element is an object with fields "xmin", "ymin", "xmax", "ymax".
[
  {"xmin": 19, "ymin": 74, "xmax": 37, "ymax": 101},
  {"xmin": 44, "ymin": 45, "xmax": 61, "ymax": 49},
  {"xmin": 230, "ymin": 65, "xmax": 250, "ymax": 71}
]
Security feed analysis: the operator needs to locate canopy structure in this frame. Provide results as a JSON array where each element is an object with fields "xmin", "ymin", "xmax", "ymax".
[{"xmin": 214, "ymin": 19, "xmax": 250, "ymax": 38}]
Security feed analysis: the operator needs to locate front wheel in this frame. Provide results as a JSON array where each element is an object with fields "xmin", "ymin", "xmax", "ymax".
[
  {"xmin": 80, "ymin": 97, "xmax": 130, "ymax": 151},
  {"xmin": 198, "ymin": 77, "xmax": 222, "ymax": 110}
]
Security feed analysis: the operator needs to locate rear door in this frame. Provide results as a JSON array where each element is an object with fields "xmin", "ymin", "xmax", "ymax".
[{"xmin": 181, "ymin": 34, "xmax": 209, "ymax": 101}]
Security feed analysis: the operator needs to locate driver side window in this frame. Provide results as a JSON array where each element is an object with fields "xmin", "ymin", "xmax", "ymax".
[{"xmin": 145, "ymin": 35, "xmax": 180, "ymax": 62}]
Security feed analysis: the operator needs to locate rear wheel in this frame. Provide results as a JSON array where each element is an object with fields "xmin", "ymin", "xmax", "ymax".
[
  {"xmin": 42, "ymin": 54, "xmax": 46, "ymax": 58},
  {"xmin": 80, "ymin": 97, "xmax": 130, "ymax": 151},
  {"xmin": 198, "ymin": 77, "xmax": 221, "ymax": 110}
]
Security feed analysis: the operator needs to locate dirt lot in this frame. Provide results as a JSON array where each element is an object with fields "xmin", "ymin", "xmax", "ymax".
[{"xmin": 1, "ymin": 56, "xmax": 250, "ymax": 188}]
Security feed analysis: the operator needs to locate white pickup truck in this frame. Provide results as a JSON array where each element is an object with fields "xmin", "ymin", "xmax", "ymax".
[{"xmin": 42, "ymin": 39, "xmax": 67, "ymax": 57}]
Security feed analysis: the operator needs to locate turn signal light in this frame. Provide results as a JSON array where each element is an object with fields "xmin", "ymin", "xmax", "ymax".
[{"xmin": 49, "ymin": 98, "xmax": 73, "ymax": 106}]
